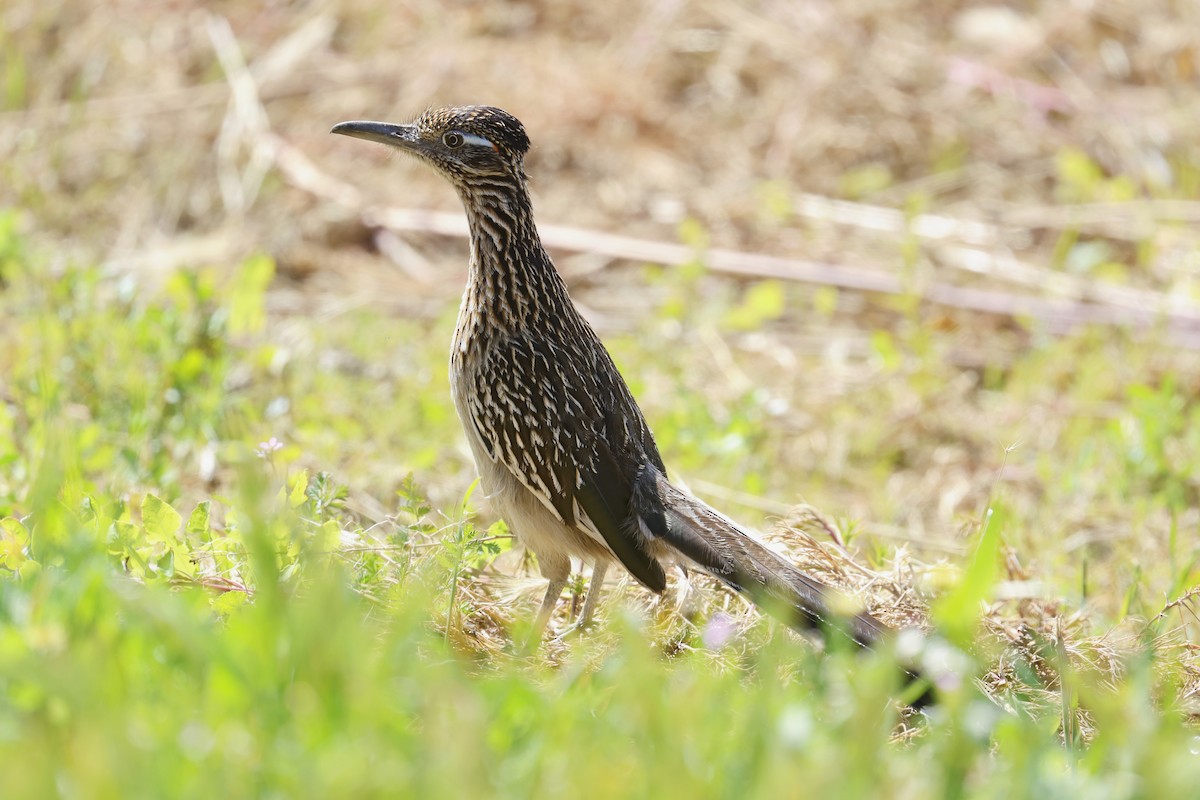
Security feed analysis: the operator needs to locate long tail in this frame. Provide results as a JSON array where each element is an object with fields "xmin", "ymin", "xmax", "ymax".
[{"xmin": 639, "ymin": 469, "xmax": 890, "ymax": 648}]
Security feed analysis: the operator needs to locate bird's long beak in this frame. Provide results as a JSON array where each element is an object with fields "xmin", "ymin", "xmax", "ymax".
[{"xmin": 330, "ymin": 120, "xmax": 419, "ymax": 149}]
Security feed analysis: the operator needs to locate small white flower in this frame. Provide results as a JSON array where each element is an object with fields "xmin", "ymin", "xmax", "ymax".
[{"xmin": 255, "ymin": 437, "xmax": 284, "ymax": 458}]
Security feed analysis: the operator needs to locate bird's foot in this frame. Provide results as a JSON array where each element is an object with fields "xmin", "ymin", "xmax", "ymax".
[{"xmin": 551, "ymin": 616, "xmax": 597, "ymax": 642}]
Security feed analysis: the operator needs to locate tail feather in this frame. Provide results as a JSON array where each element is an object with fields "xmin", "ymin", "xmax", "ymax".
[
  {"xmin": 629, "ymin": 467, "xmax": 933, "ymax": 706},
  {"xmin": 644, "ymin": 471, "xmax": 889, "ymax": 648}
]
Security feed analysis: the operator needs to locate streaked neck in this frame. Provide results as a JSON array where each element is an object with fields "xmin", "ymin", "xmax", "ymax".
[{"xmin": 458, "ymin": 181, "xmax": 572, "ymax": 334}]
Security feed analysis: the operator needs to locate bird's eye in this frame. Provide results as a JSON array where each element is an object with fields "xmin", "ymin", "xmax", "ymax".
[{"xmin": 442, "ymin": 132, "xmax": 464, "ymax": 148}]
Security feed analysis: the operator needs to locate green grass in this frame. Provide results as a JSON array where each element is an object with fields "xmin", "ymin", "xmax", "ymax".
[{"xmin": 2, "ymin": 214, "xmax": 1200, "ymax": 798}]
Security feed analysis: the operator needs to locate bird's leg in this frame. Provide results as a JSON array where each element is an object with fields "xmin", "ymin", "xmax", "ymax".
[
  {"xmin": 524, "ymin": 551, "xmax": 570, "ymax": 650},
  {"xmin": 532, "ymin": 574, "xmax": 568, "ymax": 639},
  {"xmin": 577, "ymin": 561, "xmax": 609, "ymax": 628},
  {"xmin": 554, "ymin": 561, "xmax": 609, "ymax": 640},
  {"xmin": 671, "ymin": 564, "xmax": 698, "ymax": 619}
]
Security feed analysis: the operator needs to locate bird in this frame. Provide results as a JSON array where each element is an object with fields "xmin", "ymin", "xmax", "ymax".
[{"xmin": 331, "ymin": 106, "xmax": 897, "ymax": 652}]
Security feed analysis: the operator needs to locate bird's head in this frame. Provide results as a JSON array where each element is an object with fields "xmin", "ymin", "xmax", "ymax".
[{"xmin": 331, "ymin": 105, "xmax": 530, "ymax": 191}]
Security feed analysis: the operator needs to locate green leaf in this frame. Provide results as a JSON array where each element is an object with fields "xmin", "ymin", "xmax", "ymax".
[
  {"xmin": 107, "ymin": 519, "xmax": 140, "ymax": 556},
  {"xmin": 289, "ymin": 470, "xmax": 309, "ymax": 508},
  {"xmin": 4, "ymin": 49, "xmax": 27, "ymax": 111},
  {"xmin": 756, "ymin": 180, "xmax": 793, "ymax": 222},
  {"xmin": 677, "ymin": 217, "xmax": 710, "ymax": 251},
  {"xmin": 186, "ymin": 501, "xmax": 211, "ymax": 541},
  {"xmin": 0, "ymin": 516, "xmax": 29, "ymax": 568},
  {"xmin": 869, "ymin": 330, "xmax": 902, "ymax": 372},
  {"xmin": 172, "ymin": 347, "xmax": 209, "ymax": 383},
  {"xmin": 153, "ymin": 549, "xmax": 176, "ymax": 579},
  {"xmin": 1056, "ymin": 148, "xmax": 1102, "ymax": 185},
  {"xmin": 321, "ymin": 520, "xmax": 341, "ymax": 551},
  {"xmin": 933, "ymin": 502, "xmax": 1006, "ymax": 647},
  {"xmin": 839, "ymin": 163, "xmax": 892, "ymax": 199},
  {"xmin": 0, "ymin": 516, "xmax": 29, "ymax": 540},
  {"xmin": 812, "ymin": 286, "xmax": 839, "ymax": 317},
  {"xmin": 723, "ymin": 280, "xmax": 786, "ymax": 331},
  {"xmin": 212, "ymin": 590, "xmax": 248, "ymax": 616},
  {"xmin": 228, "ymin": 253, "xmax": 275, "ymax": 335},
  {"xmin": 1055, "ymin": 147, "xmax": 1104, "ymax": 201},
  {"xmin": 142, "ymin": 494, "xmax": 182, "ymax": 543}
]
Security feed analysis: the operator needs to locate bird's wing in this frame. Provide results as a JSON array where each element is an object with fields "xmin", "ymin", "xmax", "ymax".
[{"xmin": 466, "ymin": 332, "xmax": 667, "ymax": 592}]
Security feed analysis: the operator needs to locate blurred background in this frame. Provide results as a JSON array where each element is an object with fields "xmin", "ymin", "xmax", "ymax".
[{"xmin": 3, "ymin": 0, "xmax": 1200, "ymax": 615}]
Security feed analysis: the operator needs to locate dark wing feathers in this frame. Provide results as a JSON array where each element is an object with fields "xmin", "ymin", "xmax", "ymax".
[
  {"xmin": 574, "ymin": 447, "xmax": 667, "ymax": 592},
  {"xmin": 469, "ymin": 332, "xmax": 667, "ymax": 592}
]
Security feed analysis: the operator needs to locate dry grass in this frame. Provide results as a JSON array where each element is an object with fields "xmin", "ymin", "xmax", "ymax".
[{"xmin": 6, "ymin": 1, "xmax": 1199, "ymax": 286}]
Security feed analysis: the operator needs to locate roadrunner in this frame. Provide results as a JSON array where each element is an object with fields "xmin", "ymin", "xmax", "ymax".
[{"xmin": 332, "ymin": 106, "xmax": 892, "ymax": 649}]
